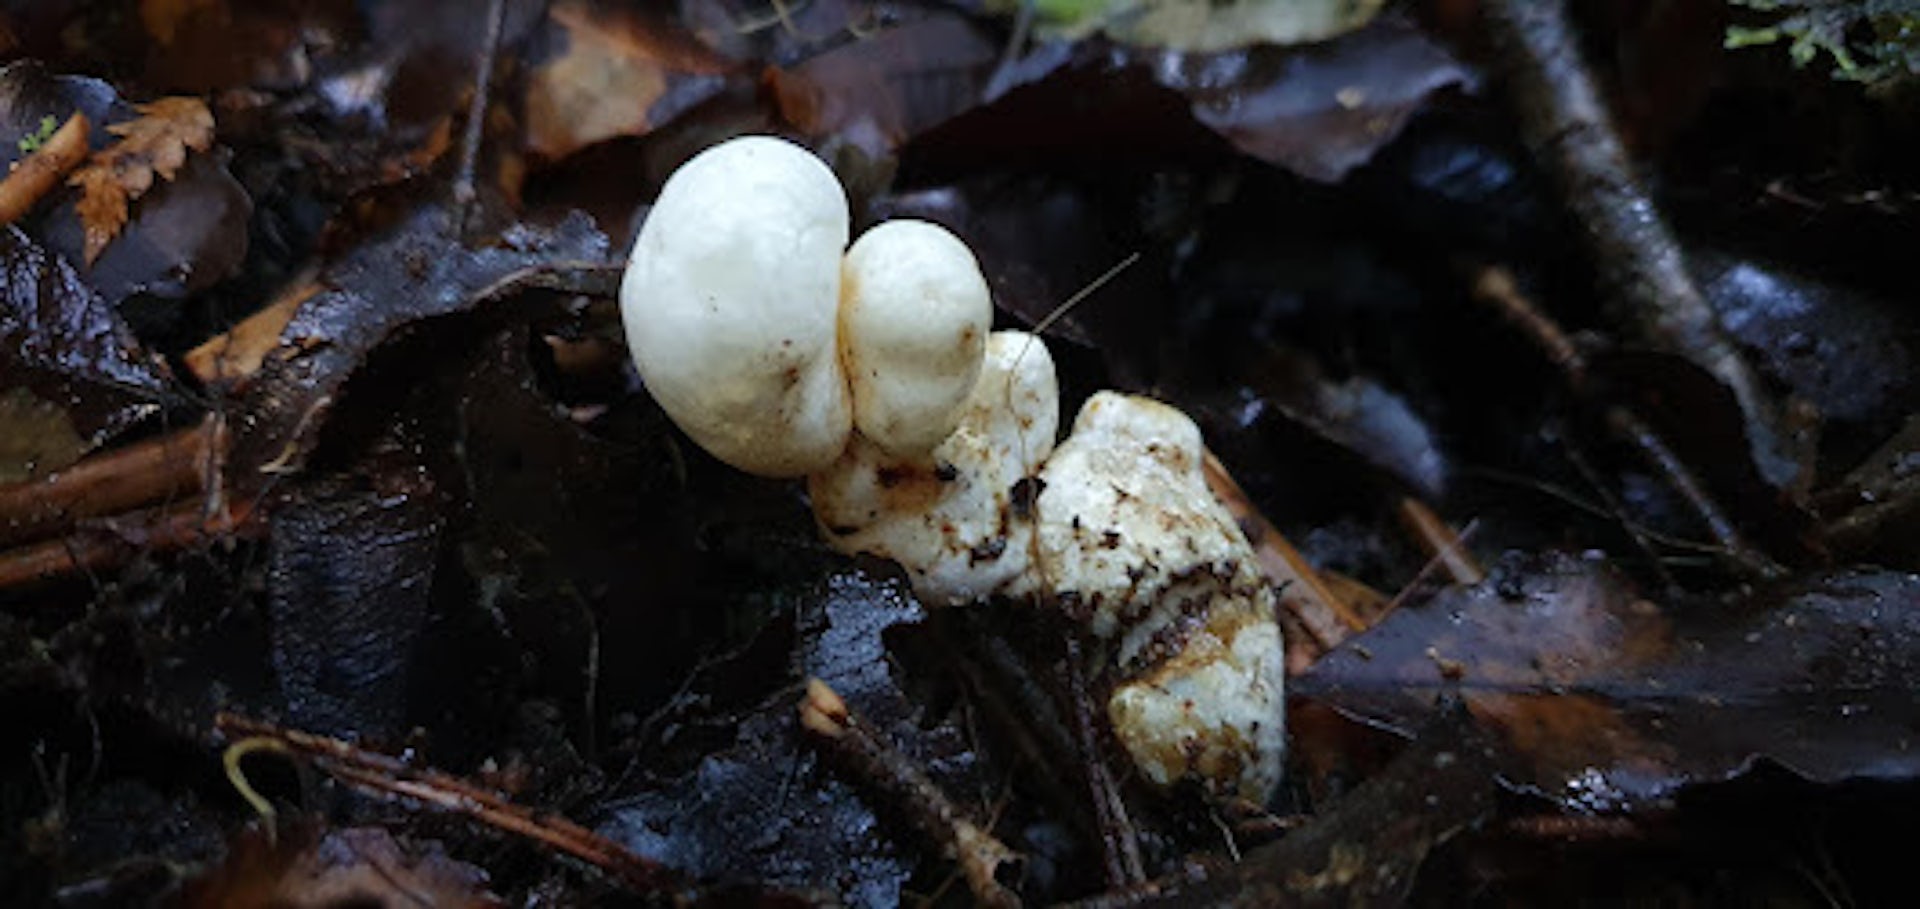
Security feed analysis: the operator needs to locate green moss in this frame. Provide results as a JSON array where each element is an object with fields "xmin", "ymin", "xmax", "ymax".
[
  {"xmin": 16, "ymin": 115, "xmax": 58, "ymax": 155},
  {"xmin": 1727, "ymin": 0, "xmax": 1920, "ymax": 91}
]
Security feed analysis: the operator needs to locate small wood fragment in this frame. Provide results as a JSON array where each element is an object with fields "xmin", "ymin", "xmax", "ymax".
[
  {"xmin": 1397, "ymin": 497, "xmax": 1484, "ymax": 587},
  {"xmin": 0, "ymin": 111, "xmax": 89, "ymax": 227},
  {"xmin": 1202, "ymin": 449, "xmax": 1365, "ymax": 662},
  {"xmin": 183, "ymin": 275, "xmax": 320, "ymax": 387}
]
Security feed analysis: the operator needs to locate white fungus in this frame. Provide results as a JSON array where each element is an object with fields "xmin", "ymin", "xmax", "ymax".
[
  {"xmin": 1034, "ymin": 393, "xmax": 1287, "ymax": 802},
  {"xmin": 622, "ymin": 134, "xmax": 1287, "ymax": 805},
  {"xmin": 621, "ymin": 136, "xmax": 853, "ymax": 477},
  {"xmin": 839, "ymin": 220, "xmax": 993, "ymax": 458},
  {"xmin": 810, "ymin": 330, "xmax": 1058, "ymax": 607}
]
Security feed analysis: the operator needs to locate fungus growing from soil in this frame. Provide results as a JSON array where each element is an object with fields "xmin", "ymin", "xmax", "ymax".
[{"xmin": 621, "ymin": 134, "xmax": 1287, "ymax": 803}]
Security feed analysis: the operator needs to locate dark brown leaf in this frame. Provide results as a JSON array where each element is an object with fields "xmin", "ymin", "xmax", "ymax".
[
  {"xmin": 267, "ymin": 453, "xmax": 443, "ymax": 739},
  {"xmin": 770, "ymin": 12, "xmax": 1000, "ymax": 161},
  {"xmin": 1297, "ymin": 553, "xmax": 1920, "ymax": 810},
  {"xmin": 224, "ymin": 209, "xmax": 610, "ymax": 488},
  {"xmin": 1152, "ymin": 19, "xmax": 1474, "ymax": 182},
  {"xmin": 181, "ymin": 824, "xmax": 500, "ymax": 909}
]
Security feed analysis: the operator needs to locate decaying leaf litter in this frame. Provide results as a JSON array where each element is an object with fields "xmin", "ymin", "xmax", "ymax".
[{"xmin": 2, "ymin": 0, "xmax": 1918, "ymax": 904}]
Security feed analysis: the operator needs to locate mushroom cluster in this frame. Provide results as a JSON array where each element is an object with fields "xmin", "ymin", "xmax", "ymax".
[{"xmin": 621, "ymin": 135, "xmax": 1286, "ymax": 804}]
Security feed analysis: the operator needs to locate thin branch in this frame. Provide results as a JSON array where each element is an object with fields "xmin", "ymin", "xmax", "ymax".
[
  {"xmin": 0, "ymin": 495, "xmax": 258, "ymax": 592},
  {"xmin": 799, "ymin": 679, "xmax": 1024, "ymax": 908},
  {"xmin": 1396, "ymin": 497, "xmax": 1485, "ymax": 587},
  {"xmin": 213, "ymin": 713, "xmax": 680, "ymax": 895},
  {"xmin": 453, "ymin": 0, "xmax": 509, "ymax": 226},
  {"xmin": 1470, "ymin": 263, "xmax": 1782, "ymax": 579},
  {"xmin": 1380, "ymin": 518, "xmax": 1481, "ymax": 617},
  {"xmin": 1062, "ymin": 636, "xmax": 1145, "ymax": 889},
  {"xmin": 1482, "ymin": 0, "xmax": 1793, "ymax": 487},
  {"xmin": 0, "ymin": 417, "xmax": 226, "ymax": 549},
  {"xmin": 0, "ymin": 112, "xmax": 89, "ymax": 226}
]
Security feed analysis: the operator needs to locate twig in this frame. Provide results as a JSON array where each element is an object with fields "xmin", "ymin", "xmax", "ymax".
[
  {"xmin": 0, "ymin": 112, "xmax": 89, "ymax": 226},
  {"xmin": 1379, "ymin": 518, "xmax": 1481, "ymax": 618},
  {"xmin": 1396, "ymin": 497, "xmax": 1484, "ymax": 587},
  {"xmin": 0, "ymin": 417, "xmax": 226, "ymax": 549},
  {"xmin": 946, "ymin": 617, "xmax": 1087, "ymax": 825},
  {"xmin": 213, "ymin": 713, "xmax": 680, "ymax": 895},
  {"xmin": 1482, "ymin": 0, "xmax": 1791, "ymax": 487},
  {"xmin": 1470, "ymin": 263, "xmax": 1782, "ymax": 579},
  {"xmin": 1503, "ymin": 812, "xmax": 1643, "ymax": 842},
  {"xmin": 0, "ymin": 496, "xmax": 257, "ymax": 592},
  {"xmin": 452, "ymin": 0, "xmax": 509, "ymax": 225},
  {"xmin": 1203, "ymin": 450, "xmax": 1364, "ymax": 640},
  {"xmin": 1062, "ymin": 636, "xmax": 1145, "ymax": 889},
  {"xmin": 470, "ymin": 261, "xmax": 623, "ymax": 304},
  {"xmin": 799, "ymin": 679, "xmax": 1024, "ymax": 908},
  {"xmin": 1557, "ymin": 437, "xmax": 1683, "ymax": 590}
]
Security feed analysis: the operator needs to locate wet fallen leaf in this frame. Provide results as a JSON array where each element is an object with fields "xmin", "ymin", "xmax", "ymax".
[
  {"xmin": 181, "ymin": 824, "xmax": 500, "ymax": 909},
  {"xmin": 1694, "ymin": 249, "xmax": 1914, "ymax": 428},
  {"xmin": 67, "ymin": 95, "xmax": 214, "ymax": 263},
  {"xmin": 523, "ymin": 1, "xmax": 731, "ymax": 161},
  {"xmin": 1297, "ymin": 553, "xmax": 1920, "ymax": 811},
  {"xmin": 1237, "ymin": 348, "xmax": 1449, "ymax": 498},
  {"xmin": 0, "ymin": 386, "xmax": 85, "ymax": 482},
  {"xmin": 224, "ymin": 207, "xmax": 609, "ymax": 486},
  {"xmin": 770, "ymin": 11, "xmax": 1000, "ymax": 161},
  {"xmin": 266, "ymin": 449, "xmax": 444, "ymax": 738},
  {"xmin": 1153, "ymin": 20, "xmax": 1475, "ymax": 183},
  {"xmin": 602, "ymin": 572, "xmax": 984, "ymax": 905}
]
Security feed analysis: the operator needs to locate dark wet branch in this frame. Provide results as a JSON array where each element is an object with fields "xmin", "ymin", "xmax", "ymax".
[
  {"xmin": 799, "ymin": 678, "xmax": 1025, "ymax": 908},
  {"xmin": 214, "ymin": 713, "xmax": 680, "ymax": 896},
  {"xmin": 0, "ymin": 416, "xmax": 225, "ymax": 549},
  {"xmin": 1471, "ymin": 264, "xmax": 1782, "ymax": 580},
  {"xmin": 1063, "ymin": 634, "xmax": 1146, "ymax": 889},
  {"xmin": 1482, "ymin": 0, "xmax": 1797, "ymax": 491},
  {"xmin": 453, "ymin": 0, "xmax": 509, "ymax": 230}
]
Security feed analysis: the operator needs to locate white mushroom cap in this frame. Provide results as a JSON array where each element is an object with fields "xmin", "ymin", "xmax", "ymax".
[
  {"xmin": 840, "ymin": 220, "xmax": 992, "ymax": 458},
  {"xmin": 810, "ymin": 331, "xmax": 1059, "ymax": 607},
  {"xmin": 621, "ymin": 135, "xmax": 852, "ymax": 477},
  {"xmin": 1034, "ymin": 392, "xmax": 1286, "ymax": 802}
]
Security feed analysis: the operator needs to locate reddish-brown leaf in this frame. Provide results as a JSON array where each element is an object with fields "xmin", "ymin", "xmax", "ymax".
[
  {"xmin": 66, "ymin": 95, "xmax": 214, "ymax": 263},
  {"xmin": 522, "ymin": 1, "xmax": 730, "ymax": 161}
]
